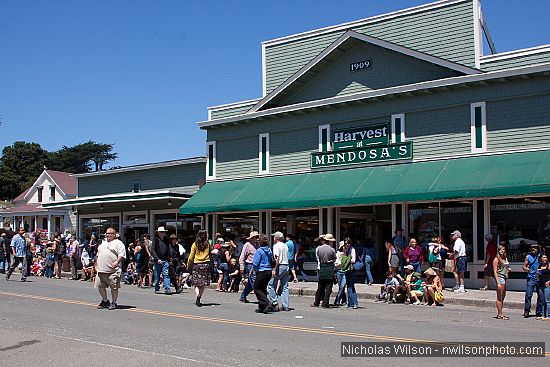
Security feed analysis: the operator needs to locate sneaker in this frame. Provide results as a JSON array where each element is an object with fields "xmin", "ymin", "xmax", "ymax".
[
  {"xmin": 255, "ymin": 308, "xmax": 269, "ymax": 314},
  {"xmin": 280, "ymin": 307, "xmax": 293, "ymax": 312},
  {"xmin": 455, "ymin": 288, "xmax": 466, "ymax": 293},
  {"xmin": 523, "ymin": 312, "xmax": 530, "ymax": 318},
  {"xmin": 154, "ymin": 290, "xmax": 161, "ymax": 294},
  {"xmin": 20, "ymin": 278, "xmax": 26, "ymax": 282},
  {"xmin": 353, "ymin": 305, "xmax": 358, "ymax": 309},
  {"xmin": 268, "ymin": 305, "xmax": 280, "ymax": 312},
  {"xmin": 413, "ymin": 300, "xmax": 421, "ymax": 305},
  {"xmin": 195, "ymin": 297, "xmax": 202, "ymax": 307},
  {"xmin": 164, "ymin": 289, "xmax": 171, "ymax": 295},
  {"xmin": 108, "ymin": 302, "xmax": 117, "ymax": 310},
  {"xmin": 97, "ymin": 300, "xmax": 110, "ymax": 309},
  {"xmin": 239, "ymin": 298, "xmax": 250, "ymax": 303},
  {"xmin": 452, "ymin": 285, "xmax": 460, "ymax": 292},
  {"xmin": 5, "ymin": 274, "xmax": 10, "ymax": 281}
]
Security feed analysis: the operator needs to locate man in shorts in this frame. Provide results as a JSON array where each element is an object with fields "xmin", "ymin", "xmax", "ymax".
[
  {"xmin": 451, "ymin": 230, "xmax": 467, "ymax": 293},
  {"xmin": 95, "ymin": 227, "xmax": 126, "ymax": 310}
]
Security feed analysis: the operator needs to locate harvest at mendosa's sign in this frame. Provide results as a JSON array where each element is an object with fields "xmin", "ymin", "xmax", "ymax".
[
  {"xmin": 333, "ymin": 124, "xmax": 389, "ymax": 151},
  {"xmin": 311, "ymin": 142, "xmax": 412, "ymax": 168}
]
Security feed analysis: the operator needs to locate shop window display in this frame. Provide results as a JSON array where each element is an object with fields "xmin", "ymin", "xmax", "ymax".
[
  {"xmin": 272, "ymin": 210, "xmax": 319, "ymax": 262},
  {"xmin": 490, "ymin": 197, "xmax": 550, "ymax": 262}
]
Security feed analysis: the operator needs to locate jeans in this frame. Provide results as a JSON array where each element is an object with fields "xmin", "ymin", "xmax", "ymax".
[
  {"xmin": 335, "ymin": 270, "xmax": 347, "ymax": 305},
  {"xmin": 410, "ymin": 261, "xmax": 421, "ymax": 273},
  {"xmin": 345, "ymin": 270, "xmax": 358, "ymax": 307},
  {"xmin": 219, "ymin": 263, "xmax": 230, "ymax": 290},
  {"xmin": 240, "ymin": 263, "xmax": 255, "ymax": 301},
  {"xmin": 538, "ymin": 285, "xmax": 550, "ymax": 318},
  {"xmin": 154, "ymin": 260, "xmax": 171, "ymax": 291},
  {"xmin": 296, "ymin": 258, "xmax": 308, "ymax": 281},
  {"xmin": 364, "ymin": 256, "xmax": 373, "ymax": 284},
  {"xmin": 268, "ymin": 264, "xmax": 289, "ymax": 308},
  {"xmin": 525, "ymin": 278, "xmax": 543, "ymax": 315}
]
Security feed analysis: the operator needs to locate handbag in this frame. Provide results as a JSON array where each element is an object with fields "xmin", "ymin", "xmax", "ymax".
[
  {"xmin": 434, "ymin": 290, "xmax": 444, "ymax": 303},
  {"xmin": 445, "ymin": 259, "xmax": 455, "ymax": 272}
]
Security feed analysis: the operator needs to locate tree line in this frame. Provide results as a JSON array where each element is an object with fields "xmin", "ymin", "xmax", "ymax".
[{"xmin": 0, "ymin": 141, "xmax": 118, "ymax": 200}]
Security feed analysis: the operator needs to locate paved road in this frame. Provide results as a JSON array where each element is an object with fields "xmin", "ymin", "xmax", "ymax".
[{"xmin": 0, "ymin": 276, "xmax": 547, "ymax": 366}]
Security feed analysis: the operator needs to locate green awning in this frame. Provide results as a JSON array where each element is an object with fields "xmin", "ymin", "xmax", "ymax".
[{"xmin": 180, "ymin": 150, "xmax": 550, "ymax": 214}]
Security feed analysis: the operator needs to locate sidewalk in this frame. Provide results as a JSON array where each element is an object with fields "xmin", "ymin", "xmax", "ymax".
[{"xmin": 286, "ymin": 281, "xmax": 528, "ymax": 310}]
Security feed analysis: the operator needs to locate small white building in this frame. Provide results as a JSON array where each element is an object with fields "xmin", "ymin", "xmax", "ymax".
[{"xmin": 0, "ymin": 170, "xmax": 77, "ymax": 236}]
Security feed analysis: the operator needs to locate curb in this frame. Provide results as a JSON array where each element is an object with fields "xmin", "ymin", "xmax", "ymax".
[{"xmin": 287, "ymin": 287, "xmax": 525, "ymax": 309}]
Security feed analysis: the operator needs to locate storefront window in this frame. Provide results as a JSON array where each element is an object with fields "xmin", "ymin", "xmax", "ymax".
[
  {"xmin": 217, "ymin": 213, "xmax": 259, "ymax": 240},
  {"xmin": 272, "ymin": 210, "xmax": 319, "ymax": 262},
  {"xmin": 408, "ymin": 201, "xmax": 473, "ymax": 262},
  {"xmin": 155, "ymin": 213, "xmax": 202, "ymax": 249},
  {"xmin": 490, "ymin": 197, "xmax": 550, "ymax": 262},
  {"xmin": 81, "ymin": 216, "xmax": 119, "ymax": 240}
]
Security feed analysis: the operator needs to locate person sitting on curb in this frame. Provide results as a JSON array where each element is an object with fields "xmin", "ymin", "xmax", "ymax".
[
  {"xmin": 393, "ymin": 264, "xmax": 414, "ymax": 303},
  {"xmin": 377, "ymin": 271, "xmax": 399, "ymax": 302},
  {"xmin": 423, "ymin": 267, "xmax": 443, "ymax": 306},
  {"xmin": 409, "ymin": 272, "xmax": 424, "ymax": 305}
]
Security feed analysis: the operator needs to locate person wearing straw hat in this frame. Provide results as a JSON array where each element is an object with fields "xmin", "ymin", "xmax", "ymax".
[
  {"xmin": 151, "ymin": 226, "xmax": 171, "ymax": 294},
  {"xmin": 311, "ymin": 234, "xmax": 336, "ymax": 308},
  {"xmin": 239, "ymin": 231, "xmax": 259, "ymax": 303},
  {"xmin": 423, "ymin": 267, "xmax": 443, "ymax": 306}
]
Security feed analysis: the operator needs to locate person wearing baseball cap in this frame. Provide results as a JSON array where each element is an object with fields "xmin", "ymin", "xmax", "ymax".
[
  {"xmin": 267, "ymin": 231, "xmax": 291, "ymax": 311},
  {"xmin": 451, "ymin": 230, "xmax": 467, "ymax": 293}
]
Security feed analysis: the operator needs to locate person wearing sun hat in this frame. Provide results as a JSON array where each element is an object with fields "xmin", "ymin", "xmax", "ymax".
[
  {"xmin": 239, "ymin": 231, "xmax": 259, "ymax": 303},
  {"xmin": 311, "ymin": 234, "xmax": 336, "ymax": 308},
  {"xmin": 423, "ymin": 267, "xmax": 443, "ymax": 306}
]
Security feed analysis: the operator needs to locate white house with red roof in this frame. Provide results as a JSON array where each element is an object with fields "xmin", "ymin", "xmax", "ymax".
[{"xmin": 0, "ymin": 170, "xmax": 77, "ymax": 236}]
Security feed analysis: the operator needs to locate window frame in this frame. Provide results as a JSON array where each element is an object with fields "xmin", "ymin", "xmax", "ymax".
[
  {"xmin": 391, "ymin": 113, "xmax": 406, "ymax": 144},
  {"xmin": 206, "ymin": 141, "xmax": 216, "ymax": 180},
  {"xmin": 470, "ymin": 102, "xmax": 487, "ymax": 153},
  {"xmin": 258, "ymin": 133, "xmax": 270, "ymax": 175},
  {"xmin": 318, "ymin": 124, "xmax": 331, "ymax": 152}
]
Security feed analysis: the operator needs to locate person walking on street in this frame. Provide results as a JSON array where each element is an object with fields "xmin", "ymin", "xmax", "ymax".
[
  {"xmin": 286, "ymin": 234, "xmax": 298, "ymax": 282},
  {"xmin": 493, "ymin": 244, "xmax": 511, "ymax": 320},
  {"xmin": 95, "ymin": 227, "xmax": 126, "ymax": 310},
  {"xmin": 252, "ymin": 234, "xmax": 274, "ymax": 314},
  {"xmin": 523, "ymin": 244, "xmax": 543, "ymax": 318},
  {"xmin": 311, "ymin": 234, "xmax": 336, "ymax": 308},
  {"xmin": 6, "ymin": 228, "xmax": 27, "ymax": 282},
  {"xmin": 239, "ymin": 231, "xmax": 259, "ymax": 303},
  {"xmin": 187, "ymin": 230, "xmax": 212, "ymax": 307},
  {"xmin": 168, "ymin": 234, "xmax": 182, "ymax": 294},
  {"xmin": 342, "ymin": 237, "xmax": 358, "ymax": 309},
  {"xmin": 0, "ymin": 232, "xmax": 6, "ymax": 274},
  {"xmin": 451, "ymin": 230, "xmax": 467, "ymax": 293},
  {"xmin": 151, "ymin": 227, "xmax": 171, "ymax": 294},
  {"xmin": 480, "ymin": 234, "xmax": 497, "ymax": 290},
  {"xmin": 267, "ymin": 231, "xmax": 290, "ymax": 312}
]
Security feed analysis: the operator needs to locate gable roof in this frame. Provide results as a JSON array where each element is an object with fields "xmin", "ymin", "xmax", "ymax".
[
  {"xmin": 19, "ymin": 170, "xmax": 77, "ymax": 202},
  {"xmin": 249, "ymin": 30, "xmax": 481, "ymax": 113}
]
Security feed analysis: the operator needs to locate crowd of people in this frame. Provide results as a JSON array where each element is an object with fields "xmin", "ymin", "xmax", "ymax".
[{"xmin": 1, "ymin": 225, "xmax": 549, "ymax": 321}]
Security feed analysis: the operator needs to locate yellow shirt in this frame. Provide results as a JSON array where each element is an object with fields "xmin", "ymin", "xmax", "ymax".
[{"xmin": 187, "ymin": 242, "xmax": 212, "ymax": 267}]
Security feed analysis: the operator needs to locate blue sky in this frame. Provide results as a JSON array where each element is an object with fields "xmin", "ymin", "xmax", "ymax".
[{"xmin": 1, "ymin": 0, "xmax": 549, "ymax": 167}]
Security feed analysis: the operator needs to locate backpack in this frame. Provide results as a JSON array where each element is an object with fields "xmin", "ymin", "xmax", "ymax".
[
  {"xmin": 353, "ymin": 251, "xmax": 364, "ymax": 271},
  {"xmin": 341, "ymin": 255, "xmax": 352, "ymax": 272},
  {"xmin": 428, "ymin": 245, "xmax": 439, "ymax": 264}
]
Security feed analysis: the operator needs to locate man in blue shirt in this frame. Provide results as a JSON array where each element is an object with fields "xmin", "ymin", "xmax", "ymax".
[
  {"xmin": 523, "ymin": 244, "xmax": 543, "ymax": 318},
  {"xmin": 6, "ymin": 228, "xmax": 27, "ymax": 281},
  {"xmin": 252, "ymin": 234, "xmax": 274, "ymax": 314},
  {"xmin": 285, "ymin": 234, "xmax": 297, "ymax": 282}
]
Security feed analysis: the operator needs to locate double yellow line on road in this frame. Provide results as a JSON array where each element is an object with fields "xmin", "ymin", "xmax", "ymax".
[{"xmin": 1, "ymin": 290, "xmax": 548, "ymax": 357}]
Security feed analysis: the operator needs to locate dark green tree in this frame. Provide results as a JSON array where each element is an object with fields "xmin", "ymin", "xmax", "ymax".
[{"xmin": 0, "ymin": 142, "xmax": 50, "ymax": 198}]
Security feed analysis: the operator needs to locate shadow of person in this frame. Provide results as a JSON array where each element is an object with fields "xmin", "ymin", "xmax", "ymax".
[{"xmin": 115, "ymin": 305, "xmax": 137, "ymax": 310}]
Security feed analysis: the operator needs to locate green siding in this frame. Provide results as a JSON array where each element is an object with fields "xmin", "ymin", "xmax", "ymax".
[
  {"xmin": 265, "ymin": 1, "xmax": 474, "ymax": 94},
  {"xmin": 78, "ymin": 163, "xmax": 205, "ymax": 197},
  {"xmin": 481, "ymin": 50, "xmax": 550, "ymax": 72},
  {"xmin": 209, "ymin": 101, "xmax": 257, "ymax": 120},
  {"xmin": 208, "ymin": 76, "xmax": 550, "ymax": 181},
  {"xmin": 277, "ymin": 40, "xmax": 461, "ymax": 106},
  {"xmin": 487, "ymin": 94, "xmax": 550, "ymax": 150}
]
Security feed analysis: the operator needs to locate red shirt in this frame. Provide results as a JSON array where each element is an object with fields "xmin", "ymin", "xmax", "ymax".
[{"xmin": 485, "ymin": 240, "xmax": 497, "ymax": 265}]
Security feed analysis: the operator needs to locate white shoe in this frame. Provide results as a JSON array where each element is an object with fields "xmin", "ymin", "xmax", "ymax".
[
  {"xmin": 413, "ymin": 300, "xmax": 421, "ymax": 305},
  {"xmin": 455, "ymin": 288, "xmax": 466, "ymax": 293}
]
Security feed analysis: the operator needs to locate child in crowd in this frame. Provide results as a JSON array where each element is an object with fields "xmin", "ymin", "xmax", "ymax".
[
  {"xmin": 377, "ymin": 271, "xmax": 399, "ymax": 302},
  {"xmin": 409, "ymin": 272, "xmax": 424, "ymax": 305},
  {"xmin": 228, "ymin": 257, "xmax": 241, "ymax": 292},
  {"xmin": 44, "ymin": 246, "xmax": 54, "ymax": 278}
]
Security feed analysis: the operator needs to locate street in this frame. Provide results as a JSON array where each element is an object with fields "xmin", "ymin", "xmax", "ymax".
[{"xmin": 0, "ymin": 276, "xmax": 548, "ymax": 366}]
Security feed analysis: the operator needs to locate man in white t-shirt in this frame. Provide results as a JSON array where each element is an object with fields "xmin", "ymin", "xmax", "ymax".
[
  {"xmin": 95, "ymin": 227, "xmax": 126, "ymax": 310},
  {"xmin": 451, "ymin": 230, "xmax": 467, "ymax": 293},
  {"xmin": 267, "ymin": 231, "xmax": 290, "ymax": 311}
]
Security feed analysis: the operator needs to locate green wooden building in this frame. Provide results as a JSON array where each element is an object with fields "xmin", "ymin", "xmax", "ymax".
[
  {"xmin": 180, "ymin": 0, "xmax": 550, "ymax": 289},
  {"xmin": 44, "ymin": 157, "xmax": 205, "ymax": 247}
]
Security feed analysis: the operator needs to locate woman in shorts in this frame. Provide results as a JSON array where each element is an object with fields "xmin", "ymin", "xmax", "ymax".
[{"xmin": 493, "ymin": 244, "xmax": 511, "ymax": 320}]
